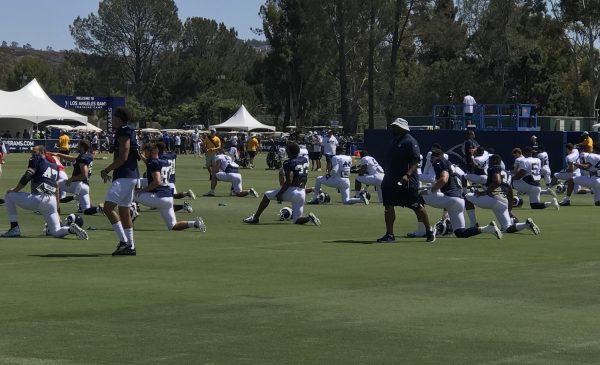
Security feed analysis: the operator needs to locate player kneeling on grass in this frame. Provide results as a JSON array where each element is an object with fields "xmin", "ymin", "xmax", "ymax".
[
  {"xmin": 48, "ymin": 140, "xmax": 103, "ymax": 215},
  {"xmin": 465, "ymin": 154, "xmax": 540, "ymax": 235},
  {"xmin": 421, "ymin": 149, "xmax": 502, "ymax": 239},
  {"xmin": 204, "ymin": 149, "xmax": 258, "ymax": 198},
  {"xmin": 1, "ymin": 145, "xmax": 88, "ymax": 240},
  {"xmin": 244, "ymin": 142, "xmax": 320, "ymax": 225},
  {"xmin": 135, "ymin": 143, "xmax": 206, "ymax": 232}
]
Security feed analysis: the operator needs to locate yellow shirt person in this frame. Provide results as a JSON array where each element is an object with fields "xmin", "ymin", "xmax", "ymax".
[{"xmin": 58, "ymin": 132, "xmax": 70, "ymax": 153}]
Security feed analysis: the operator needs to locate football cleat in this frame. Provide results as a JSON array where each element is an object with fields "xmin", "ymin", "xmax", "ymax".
[
  {"xmin": 186, "ymin": 189, "xmax": 197, "ymax": 200},
  {"xmin": 69, "ymin": 223, "xmax": 89, "ymax": 240},
  {"xmin": 376, "ymin": 233, "xmax": 396, "ymax": 243},
  {"xmin": 551, "ymin": 198, "xmax": 560, "ymax": 211},
  {"xmin": 489, "ymin": 221, "xmax": 502, "ymax": 239},
  {"xmin": 42, "ymin": 223, "xmax": 51, "ymax": 236},
  {"xmin": 243, "ymin": 215, "xmax": 259, "ymax": 224},
  {"xmin": 308, "ymin": 212, "xmax": 321, "ymax": 226},
  {"xmin": 249, "ymin": 188, "xmax": 259, "ymax": 198},
  {"xmin": 426, "ymin": 230, "xmax": 436, "ymax": 243},
  {"xmin": 525, "ymin": 218, "xmax": 540, "ymax": 235},
  {"xmin": 558, "ymin": 199, "xmax": 570, "ymax": 206},
  {"xmin": 203, "ymin": 191, "xmax": 215, "ymax": 197},
  {"xmin": 1, "ymin": 226, "xmax": 21, "ymax": 237},
  {"xmin": 112, "ymin": 242, "xmax": 136, "ymax": 256},
  {"xmin": 183, "ymin": 201, "xmax": 193, "ymax": 213},
  {"xmin": 359, "ymin": 190, "xmax": 370, "ymax": 205},
  {"xmin": 194, "ymin": 217, "xmax": 207, "ymax": 232}
]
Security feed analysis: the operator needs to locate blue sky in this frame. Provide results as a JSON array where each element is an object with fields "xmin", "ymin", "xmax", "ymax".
[{"xmin": 0, "ymin": 0, "xmax": 265, "ymax": 51}]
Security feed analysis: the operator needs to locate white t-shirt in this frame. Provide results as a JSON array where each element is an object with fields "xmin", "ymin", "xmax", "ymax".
[
  {"xmin": 463, "ymin": 95, "xmax": 476, "ymax": 114},
  {"xmin": 323, "ymin": 135, "xmax": 338, "ymax": 156},
  {"xmin": 523, "ymin": 157, "xmax": 542, "ymax": 181}
]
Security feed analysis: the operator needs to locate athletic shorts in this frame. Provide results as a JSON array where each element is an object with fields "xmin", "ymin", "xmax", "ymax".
[
  {"xmin": 105, "ymin": 178, "xmax": 138, "ymax": 207},
  {"xmin": 247, "ymin": 151, "xmax": 257, "ymax": 159},
  {"xmin": 309, "ymin": 152, "xmax": 322, "ymax": 160},
  {"xmin": 381, "ymin": 182, "xmax": 424, "ymax": 209}
]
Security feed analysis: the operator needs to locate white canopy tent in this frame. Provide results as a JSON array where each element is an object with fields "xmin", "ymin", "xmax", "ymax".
[
  {"xmin": 0, "ymin": 79, "xmax": 88, "ymax": 136},
  {"xmin": 210, "ymin": 105, "xmax": 275, "ymax": 131}
]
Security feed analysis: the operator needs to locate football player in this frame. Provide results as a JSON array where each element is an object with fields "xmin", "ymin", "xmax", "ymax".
[
  {"xmin": 560, "ymin": 145, "xmax": 600, "ymax": 206},
  {"xmin": 1, "ymin": 145, "xmax": 88, "ymax": 240},
  {"xmin": 155, "ymin": 142, "xmax": 196, "ymax": 200},
  {"xmin": 511, "ymin": 147, "xmax": 559, "ymax": 210},
  {"xmin": 536, "ymin": 145, "xmax": 552, "ymax": 186},
  {"xmin": 244, "ymin": 142, "xmax": 320, "ymax": 225},
  {"xmin": 49, "ymin": 140, "xmax": 103, "ymax": 215},
  {"xmin": 354, "ymin": 150, "xmax": 384, "ymax": 203},
  {"xmin": 204, "ymin": 149, "xmax": 258, "ymax": 198},
  {"xmin": 464, "ymin": 146, "xmax": 489, "ymax": 185},
  {"xmin": 465, "ymin": 154, "xmax": 540, "ymax": 234},
  {"xmin": 134, "ymin": 143, "xmax": 206, "ymax": 231},
  {"xmin": 100, "ymin": 107, "xmax": 140, "ymax": 256},
  {"xmin": 419, "ymin": 143, "xmax": 447, "ymax": 185},
  {"xmin": 555, "ymin": 143, "xmax": 583, "ymax": 205},
  {"xmin": 308, "ymin": 146, "xmax": 369, "ymax": 205},
  {"xmin": 422, "ymin": 149, "xmax": 502, "ymax": 239}
]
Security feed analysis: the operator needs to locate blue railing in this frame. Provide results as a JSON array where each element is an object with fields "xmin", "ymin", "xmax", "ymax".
[{"xmin": 432, "ymin": 103, "xmax": 538, "ymax": 130}]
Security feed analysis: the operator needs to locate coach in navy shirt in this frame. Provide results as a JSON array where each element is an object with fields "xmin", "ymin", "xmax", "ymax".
[{"xmin": 377, "ymin": 118, "xmax": 435, "ymax": 243}]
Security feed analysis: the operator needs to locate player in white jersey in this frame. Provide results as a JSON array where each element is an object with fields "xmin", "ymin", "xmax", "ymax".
[
  {"xmin": 204, "ymin": 150, "xmax": 259, "ymax": 198},
  {"xmin": 309, "ymin": 146, "xmax": 369, "ymax": 205},
  {"xmin": 354, "ymin": 150, "xmax": 384, "ymax": 203},
  {"xmin": 465, "ymin": 146, "xmax": 489, "ymax": 185},
  {"xmin": 554, "ymin": 143, "xmax": 583, "ymax": 203},
  {"xmin": 559, "ymin": 146, "xmax": 600, "ymax": 206},
  {"xmin": 511, "ymin": 147, "xmax": 559, "ymax": 210},
  {"xmin": 465, "ymin": 154, "xmax": 540, "ymax": 234},
  {"xmin": 536, "ymin": 145, "xmax": 551, "ymax": 186}
]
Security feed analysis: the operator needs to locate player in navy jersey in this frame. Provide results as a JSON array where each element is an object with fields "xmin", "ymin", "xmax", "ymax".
[
  {"xmin": 100, "ymin": 107, "xmax": 140, "ymax": 256},
  {"xmin": 244, "ymin": 142, "xmax": 320, "ymax": 225},
  {"xmin": 465, "ymin": 154, "xmax": 540, "ymax": 234},
  {"xmin": 134, "ymin": 143, "xmax": 206, "ymax": 231},
  {"xmin": 156, "ymin": 142, "xmax": 196, "ymax": 200},
  {"xmin": 422, "ymin": 149, "xmax": 501, "ymax": 239},
  {"xmin": 50, "ymin": 140, "xmax": 103, "ymax": 215},
  {"xmin": 1, "ymin": 145, "xmax": 88, "ymax": 239}
]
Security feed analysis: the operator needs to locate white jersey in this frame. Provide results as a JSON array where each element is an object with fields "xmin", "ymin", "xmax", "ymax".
[
  {"xmin": 565, "ymin": 149, "xmax": 580, "ymax": 175},
  {"xmin": 360, "ymin": 156, "xmax": 384, "ymax": 175},
  {"xmin": 537, "ymin": 151, "xmax": 549, "ymax": 167},
  {"xmin": 214, "ymin": 154, "xmax": 239, "ymax": 173},
  {"xmin": 513, "ymin": 156, "xmax": 526, "ymax": 173},
  {"xmin": 582, "ymin": 152, "xmax": 600, "ymax": 176},
  {"xmin": 330, "ymin": 155, "xmax": 352, "ymax": 178},
  {"xmin": 298, "ymin": 145, "xmax": 309, "ymax": 160},
  {"xmin": 473, "ymin": 151, "xmax": 490, "ymax": 174},
  {"xmin": 524, "ymin": 157, "xmax": 542, "ymax": 182}
]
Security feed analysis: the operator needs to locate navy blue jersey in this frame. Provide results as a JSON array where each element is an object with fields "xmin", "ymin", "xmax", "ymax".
[
  {"xmin": 146, "ymin": 158, "xmax": 172, "ymax": 198},
  {"xmin": 160, "ymin": 151, "xmax": 177, "ymax": 183},
  {"xmin": 283, "ymin": 156, "xmax": 308, "ymax": 188},
  {"xmin": 433, "ymin": 159, "xmax": 462, "ymax": 198},
  {"xmin": 28, "ymin": 155, "xmax": 59, "ymax": 193},
  {"xmin": 73, "ymin": 152, "xmax": 93, "ymax": 184},
  {"xmin": 382, "ymin": 133, "xmax": 420, "ymax": 187},
  {"xmin": 113, "ymin": 126, "xmax": 140, "ymax": 179}
]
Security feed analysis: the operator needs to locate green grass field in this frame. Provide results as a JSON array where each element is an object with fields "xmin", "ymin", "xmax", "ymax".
[{"xmin": 0, "ymin": 152, "xmax": 599, "ymax": 364}]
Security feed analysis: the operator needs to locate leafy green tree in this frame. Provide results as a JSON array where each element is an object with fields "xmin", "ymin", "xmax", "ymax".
[
  {"xmin": 70, "ymin": 0, "xmax": 181, "ymax": 102},
  {"xmin": 6, "ymin": 55, "xmax": 59, "ymax": 92}
]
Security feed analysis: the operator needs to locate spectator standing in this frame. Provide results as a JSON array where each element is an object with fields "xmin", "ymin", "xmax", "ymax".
[
  {"xmin": 322, "ymin": 129, "xmax": 339, "ymax": 171},
  {"xmin": 203, "ymin": 128, "xmax": 222, "ymax": 179},
  {"xmin": 463, "ymin": 90, "xmax": 477, "ymax": 126}
]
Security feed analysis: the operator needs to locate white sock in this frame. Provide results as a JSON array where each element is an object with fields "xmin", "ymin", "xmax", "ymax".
[
  {"xmin": 124, "ymin": 228, "xmax": 135, "ymax": 249},
  {"xmin": 480, "ymin": 223, "xmax": 493, "ymax": 233},
  {"xmin": 187, "ymin": 221, "xmax": 195, "ymax": 228},
  {"xmin": 467, "ymin": 210, "xmax": 477, "ymax": 228},
  {"xmin": 112, "ymin": 222, "xmax": 127, "ymax": 243},
  {"xmin": 515, "ymin": 222, "xmax": 527, "ymax": 231}
]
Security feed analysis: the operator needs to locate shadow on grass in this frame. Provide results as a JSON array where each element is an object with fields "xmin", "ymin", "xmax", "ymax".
[
  {"xmin": 29, "ymin": 253, "xmax": 112, "ymax": 258},
  {"xmin": 325, "ymin": 239, "xmax": 377, "ymax": 245}
]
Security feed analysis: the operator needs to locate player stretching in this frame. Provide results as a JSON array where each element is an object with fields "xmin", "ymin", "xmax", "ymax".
[
  {"xmin": 244, "ymin": 142, "xmax": 320, "ymax": 225},
  {"xmin": 135, "ymin": 143, "xmax": 206, "ymax": 231},
  {"xmin": 100, "ymin": 107, "xmax": 140, "ymax": 256},
  {"xmin": 1, "ymin": 145, "xmax": 88, "ymax": 240}
]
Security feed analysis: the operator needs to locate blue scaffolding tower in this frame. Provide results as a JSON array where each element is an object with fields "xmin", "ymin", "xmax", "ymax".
[{"xmin": 432, "ymin": 103, "xmax": 538, "ymax": 131}]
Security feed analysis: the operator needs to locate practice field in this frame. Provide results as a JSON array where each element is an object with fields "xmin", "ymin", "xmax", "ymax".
[{"xmin": 0, "ymin": 152, "xmax": 599, "ymax": 364}]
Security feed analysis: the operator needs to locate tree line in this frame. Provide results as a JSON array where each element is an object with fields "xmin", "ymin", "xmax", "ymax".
[{"xmin": 0, "ymin": 0, "xmax": 597, "ymax": 133}]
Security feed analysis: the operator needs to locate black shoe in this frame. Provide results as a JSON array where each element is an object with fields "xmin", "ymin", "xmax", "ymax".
[
  {"xmin": 112, "ymin": 242, "xmax": 136, "ymax": 256},
  {"xmin": 376, "ymin": 233, "xmax": 395, "ymax": 243},
  {"xmin": 426, "ymin": 231, "xmax": 436, "ymax": 243}
]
